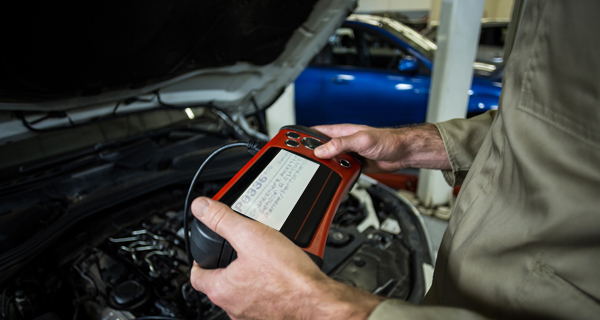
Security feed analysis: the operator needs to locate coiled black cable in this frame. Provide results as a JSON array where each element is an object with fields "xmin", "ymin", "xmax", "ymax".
[{"xmin": 182, "ymin": 141, "xmax": 262, "ymax": 319}]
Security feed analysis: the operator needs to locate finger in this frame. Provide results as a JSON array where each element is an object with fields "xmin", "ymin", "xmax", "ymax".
[
  {"xmin": 191, "ymin": 197, "xmax": 257, "ymax": 249},
  {"xmin": 314, "ymin": 138, "xmax": 341, "ymax": 159},
  {"xmin": 190, "ymin": 261, "xmax": 218, "ymax": 294}
]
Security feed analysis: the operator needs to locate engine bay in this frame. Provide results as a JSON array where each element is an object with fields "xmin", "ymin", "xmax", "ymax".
[
  {"xmin": 0, "ymin": 180, "xmax": 429, "ymax": 320},
  {"xmin": 0, "ymin": 116, "xmax": 430, "ymax": 320}
]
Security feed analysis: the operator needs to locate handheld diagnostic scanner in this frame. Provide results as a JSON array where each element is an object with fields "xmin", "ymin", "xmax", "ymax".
[{"xmin": 190, "ymin": 125, "xmax": 362, "ymax": 268}]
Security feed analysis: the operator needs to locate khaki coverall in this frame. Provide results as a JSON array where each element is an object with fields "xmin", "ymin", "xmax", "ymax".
[{"xmin": 370, "ymin": 1, "xmax": 600, "ymax": 319}]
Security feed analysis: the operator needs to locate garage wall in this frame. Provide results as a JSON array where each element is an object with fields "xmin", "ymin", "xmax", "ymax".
[
  {"xmin": 482, "ymin": 0, "xmax": 514, "ymax": 18},
  {"xmin": 430, "ymin": 0, "xmax": 514, "ymax": 24}
]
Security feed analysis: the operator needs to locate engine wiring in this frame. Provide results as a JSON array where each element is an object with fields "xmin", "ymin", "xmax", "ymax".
[
  {"xmin": 250, "ymin": 96, "xmax": 267, "ymax": 134},
  {"xmin": 1, "ymin": 287, "xmax": 12, "ymax": 320}
]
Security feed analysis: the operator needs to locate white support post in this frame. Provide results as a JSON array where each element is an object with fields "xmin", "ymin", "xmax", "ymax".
[
  {"xmin": 417, "ymin": 0, "xmax": 484, "ymax": 208},
  {"xmin": 266, "ymin": 83, "xmax": 296, "ymax": 138}
]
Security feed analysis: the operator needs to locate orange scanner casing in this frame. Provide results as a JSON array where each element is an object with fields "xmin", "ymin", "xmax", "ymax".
[{"xmin": 212, "ymin": 125, "xmax": 361, "ymax": 264}]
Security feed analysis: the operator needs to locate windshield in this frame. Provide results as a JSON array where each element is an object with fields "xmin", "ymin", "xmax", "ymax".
[
  {"xmin": 348, "ymin": 15, "xmax": 437, "ymax": 61},
  {"xmin": 350, "ymin": 15, "xmax": 500, "ymax": 77},
  {"xmin": 381, "ymin": 20, "xmax": 437, "ymax": 61},
  {"xmin": 384, "ymin": 19, "xmax": 499, "ymax": 76}
]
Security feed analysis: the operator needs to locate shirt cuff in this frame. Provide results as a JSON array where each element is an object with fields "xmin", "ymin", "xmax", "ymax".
[
  {"xmin": 433, "ymin": 111, "xmax": 496, "ymax": 186},
  {"xmin": 368, "ymin": 299, "xmax": 489, "ymax": 320},
  {"xmin": 434, "ymin": 123, "xmax": 469, "ymax": 187}
]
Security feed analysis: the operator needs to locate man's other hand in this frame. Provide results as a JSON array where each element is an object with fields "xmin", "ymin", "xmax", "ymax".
[
  {"xmin": 313, "ymin": 123, "xmax": 451, "ymax": 173},
  {"xmin": 190, "ymin": 197, "xmax": 384, "ymax": 320}
]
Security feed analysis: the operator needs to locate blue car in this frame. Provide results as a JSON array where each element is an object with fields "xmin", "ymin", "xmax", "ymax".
[{"xmin": 295, "ymin": 14, "xmax": 503, "ymax": 128}]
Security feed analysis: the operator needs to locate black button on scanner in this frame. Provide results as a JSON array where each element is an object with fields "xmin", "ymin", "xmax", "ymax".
[
  {"xmin": 340, "ymin": 159, "xmax": 351, "ymax": 168},
  {"xmin": 286, "ymin": 139, "xmax": 300, "ymax": 147},
  {"xmin": 286, "ymin": 131, "xmax": 301, "ymax": 139},
  {"xmin": 301, "ymin": 137, "xmax": 323, "ymax": 150}
]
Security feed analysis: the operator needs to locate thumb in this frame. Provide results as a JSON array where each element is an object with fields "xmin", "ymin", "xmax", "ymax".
[
  {"xmin": 191, "ymin": 197, "xmax": 256, "ymax": 249},
  {"xmin": 315, "ymin": 132, "xmax": 367, "ymax": 159}
]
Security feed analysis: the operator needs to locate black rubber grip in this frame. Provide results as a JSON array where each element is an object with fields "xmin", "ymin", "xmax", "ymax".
[
  {"xmin": 190, "ymin": 219, "xmax": 226, "ymax": 269},
  {"xmin": 191, "ymin": 217, "xmax": 323, "ymax": 270}
]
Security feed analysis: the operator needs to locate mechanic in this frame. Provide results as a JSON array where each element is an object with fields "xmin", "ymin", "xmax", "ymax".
[{"xmin": 189, "ymin": 1, "xmax": 600, "ymax": 319}]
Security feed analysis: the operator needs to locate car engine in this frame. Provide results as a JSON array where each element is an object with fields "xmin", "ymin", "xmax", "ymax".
[{"xmin": 0, "ymin": 179, "xmax": 429, "ymax": 320}]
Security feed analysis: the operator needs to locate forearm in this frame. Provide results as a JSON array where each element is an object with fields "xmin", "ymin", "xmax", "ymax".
[
  {"xmin": 395, "ymin": 123, "xmax": 451, "ymax": 171},
  {"xmin": 307, "ymin": 275, "xmax": 385, "ymax": 320}
]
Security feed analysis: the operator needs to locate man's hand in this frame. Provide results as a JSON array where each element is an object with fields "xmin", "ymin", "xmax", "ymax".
[
  {"xmin": 313, "ymin": 123, "xmax": 451, "ymax": 173},
  {"xmin": 190, "ymin": 197, "xmax": 384, "ymax": 320}
]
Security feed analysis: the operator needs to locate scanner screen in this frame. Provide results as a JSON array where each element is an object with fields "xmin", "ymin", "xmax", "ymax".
[{"xmin": 231, "ymin": 149, "xmax": 319, "ymax": 231}]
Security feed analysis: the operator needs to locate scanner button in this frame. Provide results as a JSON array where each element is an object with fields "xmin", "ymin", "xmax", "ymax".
[
  {"xmin": 340, "ymin": 159, "xmax": 351, "ymax": 168},
  {"xmin": 301, "ymin": 137, "xmax": 323, "ymax": 150},
  {"xmin": 286, "ymin": 131, "xmax": 301, "ymax": 139},
  {"xmin": 286, "ymin": 140, "xmax": 300, "ymax": 147}
]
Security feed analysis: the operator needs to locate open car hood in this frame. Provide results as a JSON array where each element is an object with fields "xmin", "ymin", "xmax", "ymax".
[
  {"xmin": 0, "ymin": 4, "xmax": 435, "ymax": 316},
  {"xmin": 0, "ymin": 0, "xmax": 355, "ymax": 115}
]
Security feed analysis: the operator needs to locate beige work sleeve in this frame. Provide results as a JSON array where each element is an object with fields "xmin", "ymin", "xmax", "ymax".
[
  {"xmin": 369, "ymin": 300, "xmax": 490, "ymax": 320},
  {"xmin": 368, "ymin": 111, "xmax": 497, "ymax": 319},
  {"xmin": 434, "ymin": 110, "xmax": 496, "ymax": 186}
]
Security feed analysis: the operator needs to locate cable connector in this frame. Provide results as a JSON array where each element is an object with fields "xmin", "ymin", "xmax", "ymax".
[{"xmin": 246, "ymin": 140, "xmax": 265, "ymax": 155}]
